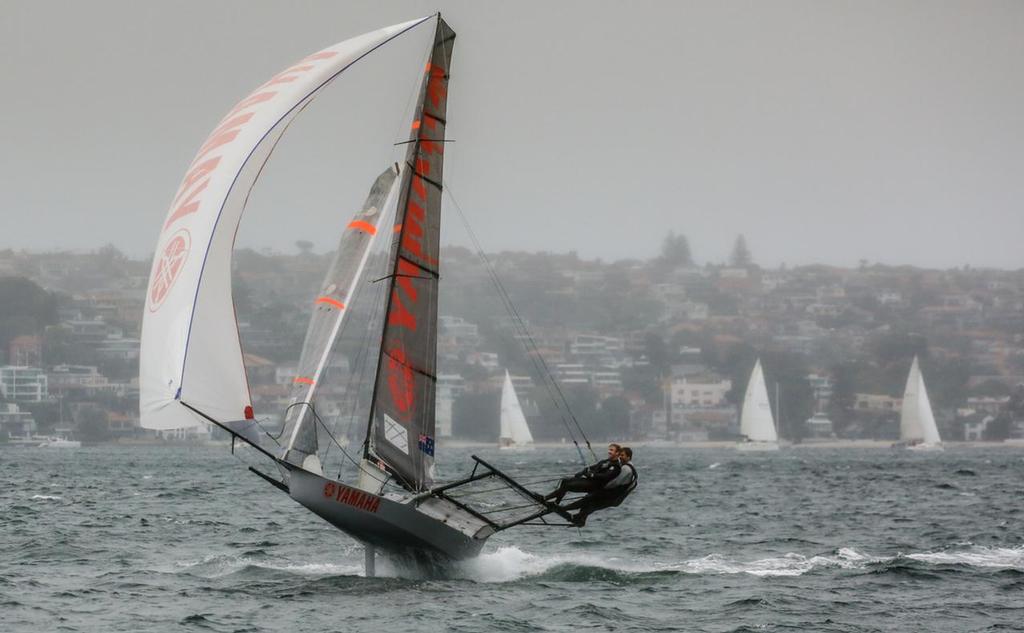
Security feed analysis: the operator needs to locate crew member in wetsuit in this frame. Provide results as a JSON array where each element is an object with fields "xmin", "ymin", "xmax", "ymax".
[
  {"xmin": 542, "ymin": 443, "xmax": 621, "ymax": 505},
  {"xmin": 562, "ymin": 446, "xmax": 637, "ymax": 527}
]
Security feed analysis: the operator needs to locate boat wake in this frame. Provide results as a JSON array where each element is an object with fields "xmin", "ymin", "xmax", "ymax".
[
  {"xmin": 166, "ymin": 544, "xmax": 1024, "ymax": 584},
  {"xmin": 453, "ymin": 544, "xmax": 1024, "ymax": 582},
  {"xmin": 172, "ymin": 554, "xmax": 364, "ymax": 579}
]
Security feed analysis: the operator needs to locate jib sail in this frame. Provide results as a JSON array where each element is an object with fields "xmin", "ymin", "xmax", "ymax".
[{"xmin": 280, "ymin": 165, "xmax": 400, "ymax": 471}]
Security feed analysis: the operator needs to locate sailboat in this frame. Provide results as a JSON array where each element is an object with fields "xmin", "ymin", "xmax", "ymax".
[
  {"xmin": 736, "ymin": 359, "xmax": 780, "ymax": 451},
  {"xmin": 139, "ymin": 15, "xmax": 580, "ymax": 575},
  {"xmin": 499, "ymin": 371, "xmax": 534, "ymax": 449},
  {"xmin": 898, "ymin": 356, "xmax": 943, "ymax": 451}
]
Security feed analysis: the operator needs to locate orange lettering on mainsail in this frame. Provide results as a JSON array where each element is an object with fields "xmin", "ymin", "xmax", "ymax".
[
  {"xmin": 388, "ymin": 290, "xmax": 416, "ymax": 331},
  {"xmin": 411, "ymin": 174, "xmax": 427, "ymax": 200},
  {"xmin": 401, "ymin": 201, "xmax": 426, "ymax": 260},
  {"xmin": 425, "ymin": 64, "xmax": 447, "ymax": 107},
  {"xmin": 387, "ymin": 344, "xmax": 415, "ymax": 414},
  {"xmin": 395, "ymin": 259, "xmax": 419, "ymax": 302}
]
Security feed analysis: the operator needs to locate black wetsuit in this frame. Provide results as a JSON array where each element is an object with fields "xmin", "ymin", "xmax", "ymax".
[
  {"xmin": 562, "ymin": 462, "xmax": 637, "ymax": 526},
  {"xmin": 543, "ymin": 458, "xmax": 621, "ymax": 504}
]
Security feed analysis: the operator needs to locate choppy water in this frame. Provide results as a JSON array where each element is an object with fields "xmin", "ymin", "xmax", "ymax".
[{"xmin": 2, "ymin": 445, "xmax": 1023, "ymax": 632}]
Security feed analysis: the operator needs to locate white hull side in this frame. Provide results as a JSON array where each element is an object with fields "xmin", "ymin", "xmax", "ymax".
[
  {"xmin": 906, "ymin": 443, "xmax": 944, "ymax": 452},
  {"xmin": 287, "ymin": 467, "xmax": 491, "ymax": 562},
  {"xmin": 736, "ymin": 441, "xmax": 780, "ymax": 452}
]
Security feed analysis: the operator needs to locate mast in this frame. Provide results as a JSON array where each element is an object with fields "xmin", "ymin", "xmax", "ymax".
[
  {"xmin": 774, "ymin": 381, "xmax": 781, "ymax": 440},
  {"xmin": 363, "ymin": 16, "xmax": 455, "ymax": 492}
]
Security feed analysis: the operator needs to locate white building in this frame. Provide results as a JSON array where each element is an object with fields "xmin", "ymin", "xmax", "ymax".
[
  {"xmin": 671, "ymin": 373, "xmax": 732, "ymax": 409},
  {"xmin": 0, "ymin": 366, "xmax": 48, "ymax": 402}
]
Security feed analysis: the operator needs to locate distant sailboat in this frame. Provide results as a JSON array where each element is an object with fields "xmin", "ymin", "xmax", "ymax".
[
  {"xmin": 737, "ymin": 359, "xmax": 780, "ymax": 451},
  {"xmin": 499, "ymin": 371, "xmax": 534, "ymax": 449},
  {"xmin": 899, "ymin": 356, "xmax": 943, "ymax": 451}
]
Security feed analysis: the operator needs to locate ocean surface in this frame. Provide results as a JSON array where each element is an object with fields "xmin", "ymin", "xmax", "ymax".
[{"xmin": 2, "ymin": 445, "xmax": 1023, "ymax": 632}]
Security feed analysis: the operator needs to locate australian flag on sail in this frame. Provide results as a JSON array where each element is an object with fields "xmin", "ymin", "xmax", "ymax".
[{"xmin": 418, "ymin": 434, "xmax": 435, "ymax": 456}]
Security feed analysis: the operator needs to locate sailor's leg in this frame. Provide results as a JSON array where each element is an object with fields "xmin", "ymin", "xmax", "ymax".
[
  {"xmin": 545, "ymin": 477, "xmax": 598, "ymax": 504},
  {"xmin": 364, "ymin": 544, "xmax": 376, "ymax": 578}
]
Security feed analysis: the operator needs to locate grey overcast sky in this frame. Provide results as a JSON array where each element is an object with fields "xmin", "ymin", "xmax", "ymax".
[{"xmin": 1, "ymin": 1, "xmax": 1022, "ymax": 269}]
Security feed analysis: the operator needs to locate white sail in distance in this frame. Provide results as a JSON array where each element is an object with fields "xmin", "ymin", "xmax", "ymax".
[
  {"xmin": 138, "ymin": 17, "xmax": 434, "ymax": 430},
  {"xmin": 740, "ymin": 359, "xmax": 778, "ymax": 443},
  {"xmin": 499, "ymin": 371, "xmax": 534, "ymax": 448},
  {"xmin": 900, "ymin": 356, "xmax": 942, "ymax": 446}
]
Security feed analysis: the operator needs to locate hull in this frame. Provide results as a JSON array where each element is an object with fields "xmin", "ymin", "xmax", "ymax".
[
  {"xmin": 736, "ymin": 441, "xmax": 780, "ymax": 452},
  {"xmin": 287, "ymin": 468, "xmax": 491, "ymax": 561},
  {"xmin": 38, "ymin": 439, "xmax": 81, "ymax": 448},
  {"xmin": 906, "ymin": 443, "xmax": 943, "ymax": 452},
  {"xmin": 498, "ymin": 443, "xmax": 534, "ymax": 451}
]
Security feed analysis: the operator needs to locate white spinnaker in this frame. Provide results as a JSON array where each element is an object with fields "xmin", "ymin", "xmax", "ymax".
[
  {"xmin": 901, "ymin": 357, "xmax": 941, "ymax": 444},
  {"xmin": 500, "ymin": 371, "xmax": 534, "ymax": 446},
  {"xmin": 740, "ymin": 359, "xmax": 778, "ymax": 442},
  {"xmin": 140, "ymin": 17, "xmax": 433, "ymax": 430}
]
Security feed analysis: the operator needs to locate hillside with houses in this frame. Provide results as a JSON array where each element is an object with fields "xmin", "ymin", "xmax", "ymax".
[{"xmin": 1, "ymin": 238, "xmax": 1023, "ymax": 445}]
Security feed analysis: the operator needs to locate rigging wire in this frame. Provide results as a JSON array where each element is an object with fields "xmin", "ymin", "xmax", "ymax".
[{"xmin": 441, "ymin": 182, "xmax": 597, "ymax": 464}]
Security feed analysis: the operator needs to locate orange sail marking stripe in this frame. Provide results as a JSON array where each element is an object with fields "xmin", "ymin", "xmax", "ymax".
[
  {"xmin": 393, "ymin": 223, "xmax": 403, "ymax": 233},
  {"xmin": 411, "ymin": 120, "xmax": 421, "ymax": 130},
  {"xmin": 293, "ymin": 376, "xmax": 315, "ymax": 385},
  {"xmin": 347, "ymin": 220, "xmax": 377, "ymax": 235},
  {"xmin": 315, "ymin": 296, "xmax": 345, "ymax": 310}
]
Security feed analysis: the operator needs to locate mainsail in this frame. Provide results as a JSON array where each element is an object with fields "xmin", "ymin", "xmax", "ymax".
[
  {"xmin": 139, "ymin": 17, "xmax": 435, "ymax": 431},
  {"xmin": 500, "ymin": 371, "xmax": 534, "ymax": 448},
  {"xmin": 365, "ymin": 19, "xmax": 455, "ymax": 492},
  {"xmin": 900, "ymin": 356, "xmax": 942, "ymax": 445},
  {"xmin": 279, "ymin": 165, "xmax": 401, "ymax": 471},
  {"xmin": 740, "ymin": 359, "xmax": 778, "ymax": 443}
]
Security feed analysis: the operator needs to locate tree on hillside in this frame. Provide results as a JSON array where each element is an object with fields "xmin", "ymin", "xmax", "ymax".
[
  {"xmin": 729, "ymin": 234, "xmax": 752, "ymax": 267},
  {"xmin": 827, "ymin": 362, "xmax": 862, "ymax": 437},
  {"xmin": 295, "ymin": 240, "xmax": 314, "ymax": 255},
  {"xmin": 870, "ymin": 331, "xmax": 928, "ymax": 366},
  {"xmin": 0, "ymin": 277, "xmax": 57, "ymax": 353},
  {"xmin": 659, "ymin": 232, "xmax": 693, "ymax": 268},
  {"xmin": 761, "ymin": 352, "xmax": 813, "ymax": 441}
]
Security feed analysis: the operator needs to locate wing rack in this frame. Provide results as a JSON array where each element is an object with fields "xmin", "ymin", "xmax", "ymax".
[{"xmin": 422, "ymin": 455, "xmax": 577, "ymax": 531}]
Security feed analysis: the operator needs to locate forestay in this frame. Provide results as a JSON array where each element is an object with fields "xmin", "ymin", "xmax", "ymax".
[
  {"xmin": 366, "ymin": 19, "xmax": 456, "ymax": 491},
  {"xmin": 139, "ymin": 17, "xmax": 433, "ymax": 430}
]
